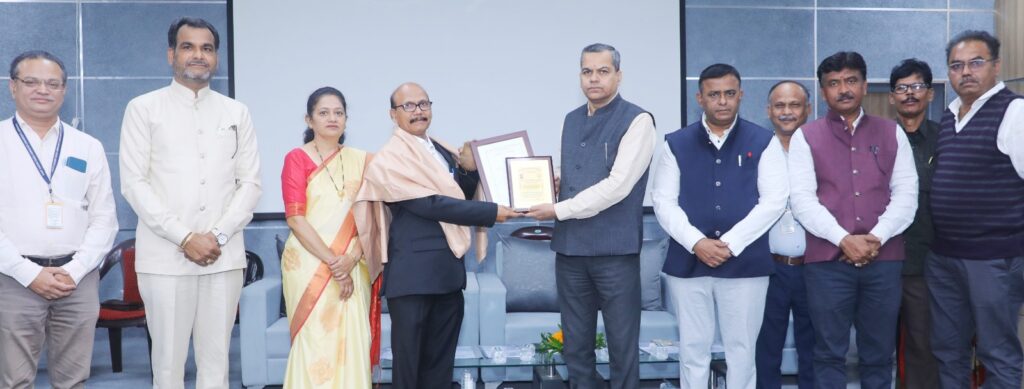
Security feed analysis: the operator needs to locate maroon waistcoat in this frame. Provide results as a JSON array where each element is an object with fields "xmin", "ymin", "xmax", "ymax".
[{"xmin": 801, "ymin": 110, "xmax": 905, "ymax": 263}]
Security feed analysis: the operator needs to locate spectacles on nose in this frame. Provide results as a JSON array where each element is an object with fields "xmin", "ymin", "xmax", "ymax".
[
  {"xmin": 892, "ymin": 83, "xmax": 930, "ymax": 94},
  {"xmin": 14, "ymin": 77, "xmax": 65, "ymax": 91},
  {"xmin": 948, "ymin": 58, "xmax": 994, "ymax": 73},
  {"xmin": 392, "ymin": 101, "xmax": 433, "ymax": 112}
]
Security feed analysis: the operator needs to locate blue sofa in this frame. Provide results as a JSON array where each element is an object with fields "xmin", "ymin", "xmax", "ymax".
[
  {"xmin": 477, "ymin": 233, "xmax": 679, "ymax": 384},
  {"xmin": 237, "ymin": 235, "xmax": 481, "ymax": 388}
]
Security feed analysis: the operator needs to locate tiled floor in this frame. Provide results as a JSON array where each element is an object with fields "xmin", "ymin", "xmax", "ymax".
[{"xmin": 33, "ymin": 326, "xmax": 875, "ymax": 388}]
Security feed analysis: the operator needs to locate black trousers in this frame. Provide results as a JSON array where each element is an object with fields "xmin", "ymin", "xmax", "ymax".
[
  {"xmin": 387, "ymin": 291, "xmax": 464, "ymax": 389},
  {"xmin": 926, "ymin": 252, "xmax": 1024, "ymax": 389},
  {"xmin": 556, "ymin": 253, "xmax": 641, "ymax": 389}
]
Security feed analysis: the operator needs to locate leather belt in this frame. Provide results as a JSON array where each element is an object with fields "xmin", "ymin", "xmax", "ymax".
[
  {"xmin": 772, "ymin": 254, "xmax": 804, "ymax": 266},
  {"xmin": 24, "ymin": 253, "xmax": 75, "ymax": 267}
]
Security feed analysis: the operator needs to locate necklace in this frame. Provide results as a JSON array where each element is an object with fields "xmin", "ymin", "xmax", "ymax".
[{"xmin": 314, "ymin": 143, "xmax": 345, "ymax": 197}]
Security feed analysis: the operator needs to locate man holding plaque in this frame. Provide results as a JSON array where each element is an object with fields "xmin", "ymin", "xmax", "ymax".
[
  {"xmin": 525, "ymin": 43, "xmax": 656, "ymax": 389},
  {"xmin": 354, "ymin": 82, "xmax": 519, "ymax": 388},
  {"xmin": 652, "ymin": 63, "xmax": 788, "ymax": 389}
]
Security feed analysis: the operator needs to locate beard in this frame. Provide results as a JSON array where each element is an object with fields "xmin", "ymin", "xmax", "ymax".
[{"xmin": 178, "ymin": 66, "xmax": 212, "ymax": 82}]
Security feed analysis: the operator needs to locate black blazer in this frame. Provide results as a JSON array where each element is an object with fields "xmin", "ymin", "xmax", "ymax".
[{"xmin": 382, "ymin": 142, "xmax": 498, "ymax": 298}]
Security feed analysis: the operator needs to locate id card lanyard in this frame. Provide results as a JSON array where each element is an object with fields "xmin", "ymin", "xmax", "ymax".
[{"xmin": 12, "ymin": 117, "xmax": 65, "ymax": 228}]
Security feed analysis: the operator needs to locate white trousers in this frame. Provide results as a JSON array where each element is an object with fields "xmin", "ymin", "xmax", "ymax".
[
  {"xmin": 665, "ymin": 275, "xmax": 769, "ymax": 389},
  {"xmin": 138, "ymin": 270, "xmax": 243, "ymax": 389}
]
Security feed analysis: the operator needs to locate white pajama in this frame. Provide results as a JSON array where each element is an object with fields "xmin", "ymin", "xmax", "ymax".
[
  {"xmin": 665, "ymin": 275, "xmax": 769, "ymax": 389},
  {"xmin": 138, "ymin": 270, "xmax": 243, "ymax": 389}
]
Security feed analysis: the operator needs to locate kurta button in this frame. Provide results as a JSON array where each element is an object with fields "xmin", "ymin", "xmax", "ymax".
[
  {"xmin": 715, "ymin": 159, "xmax": 721, "ymax": 164},
  {"xmin": 715, "ymin": 181, "xmax": 721, "ymax": 187},
  {"xmin": 852, "ymin": 169, "xmax": 859, "ymax": 174},
  {"xmin": 200, "ymin": 205, "xmax": 206, "ymax": 211},
  {"xmin": 714, "ymin": 230, "xmax": 722, "ymax": 237},
  {"xmin": 715, "ymin": 205, "xmax": 722, "ymax": 211},
  {"xmin": 580, "ymin": 142, "xmax": 586, "ymax": 147},
  {"xmin": 855, "ymin": 216, "xmax": 862, "ymax": 221},
  {"xmin": 854, "ymin": 191, "xmax": 861, "ymax": 196},
  {"xmin": 200, "ymin": 179, "xmax": 206, "ymax": 185},
  {"xmin": 575, "ymin": 164, "xmax": 581, "ymax": 170},
  {"xmin": 851, "ymin": 146, "xmax": 857, "ymax": 151}
]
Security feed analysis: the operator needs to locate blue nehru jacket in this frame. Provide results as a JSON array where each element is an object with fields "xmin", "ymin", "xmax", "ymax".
[{"xmin": 662, "ymin": 118, "xmax": 775, "ymax": 278}]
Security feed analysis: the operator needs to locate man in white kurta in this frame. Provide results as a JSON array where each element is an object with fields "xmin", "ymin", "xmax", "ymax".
[{"xmin": 119, "ymin": 18, "xmax": 260, "ymax": 389}]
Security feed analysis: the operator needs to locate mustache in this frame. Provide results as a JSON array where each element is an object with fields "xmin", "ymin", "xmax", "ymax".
[
  {"xmin": 959, "ymin": 76, "xmax": 976, "ymax": 86},
  {"xmin": 836, "ymin": 92, "xmax": 855, "ymax": 101},
  {"xmin": 902, "ymin": 96, "xmax": 920, "ymax": 103},
  {"xmin": 410, "ymin": 117, "xmax": 428, "ymax": 123},
  {"xmin": 187, "ymin": 60, "xmax": 209, "ymax": 67},
  {"xmin": 776, "ymin": 114, "xmax": 798, "ymax": 122}
]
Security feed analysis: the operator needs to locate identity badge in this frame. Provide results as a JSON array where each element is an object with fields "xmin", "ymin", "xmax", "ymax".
[{"xmin": 45, "ymin": 200, "xmax": 64, "ymax": 229}]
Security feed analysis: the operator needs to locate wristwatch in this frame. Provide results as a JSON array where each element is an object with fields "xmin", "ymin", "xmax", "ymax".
[{"xmin": 212, "ymin": 228, "xmax": 229, "ymax": 247}]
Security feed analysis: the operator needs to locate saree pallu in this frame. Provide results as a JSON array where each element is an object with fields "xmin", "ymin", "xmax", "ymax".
[{"xmin": 281, "ymin": 147, "xmax": 372, "ymax": 388}]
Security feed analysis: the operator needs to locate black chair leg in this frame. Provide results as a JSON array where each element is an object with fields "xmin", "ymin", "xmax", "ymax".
[{"xmin": 109, "ymin": 327, "xmax": 123, "ymax": 373}]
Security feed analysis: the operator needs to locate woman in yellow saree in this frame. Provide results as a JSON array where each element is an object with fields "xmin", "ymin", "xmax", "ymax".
[{"xmin": 280, "ymin": 87, "xmax": 379, "ymax": 388}]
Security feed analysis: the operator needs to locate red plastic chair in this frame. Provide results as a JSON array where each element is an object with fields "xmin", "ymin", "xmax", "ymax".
[{"xmin": 97, "ymin": 238, "xmax": 151, "ymax": 373}]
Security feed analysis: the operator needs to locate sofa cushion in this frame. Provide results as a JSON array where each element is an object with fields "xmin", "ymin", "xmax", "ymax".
[
  {"xmin": 266, "ymin": 317, "xmax": 291, "ymax": 359},
  {"xmin": 640, "ymin": 238, "xmax": 669, "ymax": 311},
  {"xmin": 499, "ymin": 239, "xmax": 559, "ymax": 313}
]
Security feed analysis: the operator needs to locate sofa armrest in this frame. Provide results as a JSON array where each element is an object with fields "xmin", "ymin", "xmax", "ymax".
[
  {"xmin": 461, "ymin": 272, "xmax": 480, "ymax": 346},
  {"xmin": 660, "ymin": 272, "xmax": 676, "ymax": 316},
  {"xmin": 240, "ymin": 278, "xmax": 282, "ymax": 387},
  {"xmin": 477, "ymin": 272, "xmax": 507, "ymax": 346}
]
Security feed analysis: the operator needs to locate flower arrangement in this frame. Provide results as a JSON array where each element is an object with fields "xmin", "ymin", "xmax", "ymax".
[{"xmin": 537, "ymin": 324, "xmax": 607, "ymax": 354}]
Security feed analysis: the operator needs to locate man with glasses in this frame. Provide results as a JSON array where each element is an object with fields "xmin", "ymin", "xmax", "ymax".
[
  {"xmin": 119, "ymin": 17, "xmax": 261, "ymax": 388},
  {"xmin": 789, "ymin": 51, "xmax": 918, "ymax": 389},
  {"xmin": 354, "ymin": 82, "xmax": 518, "ymax": 388},
  {"xmin": 928, "ymin": 30, "xmax": 1024, "ymax": 389},
  {"xmin": 524, "ymin": 43, "xmax": 656, "ymax": 389},
  {"xmin": 887, "ymin": 58, "xmax": 940, "ymax": 389},
  {"xmin": 0, "ymin": 50, "xmax": 117, "ymax": 388}
]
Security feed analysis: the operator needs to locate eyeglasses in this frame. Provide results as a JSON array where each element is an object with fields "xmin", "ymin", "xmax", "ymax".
[
  {"xmin": 13, "ymin": 77, "xmax": 65, "ymax": 91},
  {"xmin": 392, "ymin": 101, "xmax": 433, "ymax": 112},
  {"xmin": 948, "ymin": 58, "xmax": 995, "ymax": 73},
  {"xmin": 892, "ymin": 83, "xmax": 930, "ymax": 94}
]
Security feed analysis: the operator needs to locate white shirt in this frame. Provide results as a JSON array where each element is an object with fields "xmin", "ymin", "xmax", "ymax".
[
  {"xmin": 948, "ymin": 81, "xmax": 1024, "ymax": 179},
  {"xmin": 651, "ymin": 119, "xmax": 789, "ymax": 257},
  {"xmin": 788, "ymin": 111, "xmax": 918, "ymax": 246},
  {"xmin": 553, "ymin": 105, "xmax": 657, "ymax": 221},
  {"xmin": 0, "ymin": 113, "xmax": 118, "ymax": 286},
  {"xmin": 703, "ymin": 113, "xmax": 738, "ymax": 148},
  {"xmin": 414, "ymin": 132, "xmax": 452, "ymax": 174},
  {"xmin": 120, "ymin": 81, "xmax": 262, "ymax": 275}
]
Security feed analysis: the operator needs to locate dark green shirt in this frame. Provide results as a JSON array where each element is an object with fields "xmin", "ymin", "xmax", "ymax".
[{"xmin": 900, "ymin": 119, "xmax": 939, "ymax": 275}]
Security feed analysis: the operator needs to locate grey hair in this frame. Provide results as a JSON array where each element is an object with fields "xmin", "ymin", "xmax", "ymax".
[{"xmin": 581, "ymin": 43, "xmax": 621, "ymax": 71}]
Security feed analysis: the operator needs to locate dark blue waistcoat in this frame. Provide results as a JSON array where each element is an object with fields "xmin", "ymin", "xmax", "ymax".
[{"xmin": 662, "ymin": 118, "xmax": 774, "ymax": 278}]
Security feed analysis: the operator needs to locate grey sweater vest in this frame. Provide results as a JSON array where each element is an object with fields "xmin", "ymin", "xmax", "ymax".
[{"xmin": 551, "ymin": 95, "xmax": 651, "ymax": 256}]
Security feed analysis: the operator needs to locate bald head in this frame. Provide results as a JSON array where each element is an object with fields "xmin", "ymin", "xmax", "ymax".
[{"xmin": 389, "ymin": 82, "xmax": 433, "ymax": 136}]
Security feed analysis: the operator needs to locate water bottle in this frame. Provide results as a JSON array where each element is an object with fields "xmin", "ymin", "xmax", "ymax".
[{"xmin": 462, "ymin": 369, "xmax": 475, "ymax": 389}]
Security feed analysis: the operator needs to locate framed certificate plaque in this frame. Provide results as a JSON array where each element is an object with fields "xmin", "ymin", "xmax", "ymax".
[
  {"xmin": 505, "ymin": 156, "xmax": 556, "ymax": 211},
  {"xmin": 470, "ymin": 131, "xmax": 533, "ymax": 207}
]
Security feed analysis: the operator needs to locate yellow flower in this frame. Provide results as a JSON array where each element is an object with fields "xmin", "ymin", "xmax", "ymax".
[{"xmin": 552, "ymin": 330, "xmax": 563, "ymax": 343}]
